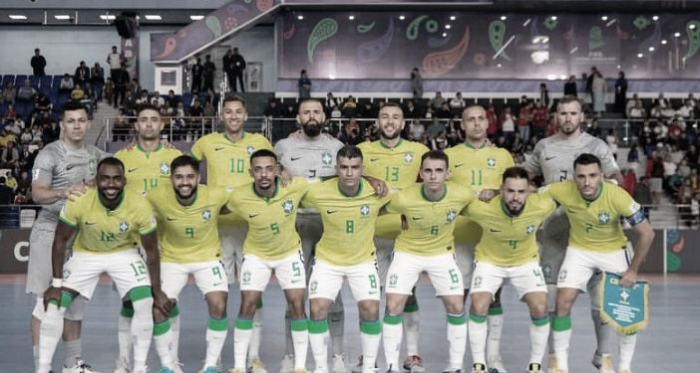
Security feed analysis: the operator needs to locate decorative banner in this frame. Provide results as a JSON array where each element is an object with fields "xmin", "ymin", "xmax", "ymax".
[
  {"xmin": 600, "ymin": 271, "xmax": 650, "ymax": 334},
  {"xmin": 122, "ymin": 33, "xmax": 139, "ymax": 81}
]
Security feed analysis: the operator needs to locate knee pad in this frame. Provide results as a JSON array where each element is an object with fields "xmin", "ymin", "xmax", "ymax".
[{"xmin": 64, "ymin": 296, "xmax": 87, "ymax": 321}]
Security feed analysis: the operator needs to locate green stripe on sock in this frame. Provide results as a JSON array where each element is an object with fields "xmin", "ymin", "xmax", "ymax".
[
  {"xmin": 383, "ymin": 313, "xmax": 403, "ymax": 325},
  {"xmin": 170, "ymin": 303, "xmax": 180, "ymax": 318},
  {"xmin": 469, "ymin": 313, "xmax": 487, "ymax": 324},
  {"xmin": 120, "ymin": 306, "xmax": 134, "ymax": 318},
  {"xmin": 552, "ymin": 316, "xmax": 572, "ymax": 331},
  {"xmin": 154, "ymin": 320, "xmax": 171, "ymax": 336},
  {"xmin": 448, "ymin": 313, "xmax": 467, "ymax": 325},
  {"xmin": 531, "ymin": 316, "xmax": 550, "ymax": 327},
  {"xmin": 488, "ymin": 306, "xmax": 504, "ymax": 316},
  {"xmin": 403, "ymin": 302, "xmax": 419, "ymax": 313},
  {"xmin": 208, "ymin": 317, "xmax": 228, "ymax": 331},
  {"xmin": 129, "ymin": 286, "xmax": 152, "ymax": 302},
  {"xmin": 360, "ymin": 320, "xmax": 382, "ymax": 335},
  {"xmin": 256, "ymin": 299, "xmax": 263, "ymax": 308},
  {"xmin": 308, "ymin": 319, "xmax": 328, "ymax": 334},
  {"xmin": 291, "ymin": 319, "xmax": 308, "ymax": 332},
  {"xmin": 235, "ymin": 318, "xmax": 254, "ymax": 330}
]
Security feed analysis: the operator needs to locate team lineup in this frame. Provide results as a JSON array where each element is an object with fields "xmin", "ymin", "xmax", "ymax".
[{"xmin": 27, "ymin": 96, "xmax": 654, "ymax": 373}]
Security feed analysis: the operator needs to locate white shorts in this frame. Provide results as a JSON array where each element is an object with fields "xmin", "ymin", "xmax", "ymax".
[
  {"xmin": 386, "ymin": 252, "xmax": 464, "ymax": 296},
  {"xmin": 63, "ymin": 250, "xmax": 151, "ymax": 300},
  {"xmin": 219, "ymin": 225, "xmax": 247, "ymax": 284},
  {"xmin": 161, "ymin": 261, "xmax": 229, "ymax": 299},
  {"xmin": 470, "ymin": 261, "xmax": 547, "ymax": 300},
  {"xmin": 308, "ymin": 259, "xmax": 380, "ymax": 302},
  {"xmin": 455, "ymin": 242, "xmax": 475, "ymax": 288},
  {"xmin": 557, "ymin": 247, "xmax": 631, "ymax": 292},
  {"xmin": 240, "ymin": 250, "xmax": 307, "ymax": 291},
  {"xmin": 374, "ymin": 237, "xmax": 394, "ymax": 285}
]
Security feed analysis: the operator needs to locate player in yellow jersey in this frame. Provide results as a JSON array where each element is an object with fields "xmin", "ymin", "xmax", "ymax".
[
  {"xmin": 302, "ymin": 146, "xmax": 391, "ymax": 373},
  {"xmin": 227, "ymin": 150, "xmax": 312, "ymax": 373},
  {"xmin": 357, "ymin": 102, "xmax": 429, "ymax": 373},
  {"xmin": 190, "ymin": 95, "xmax": 272, "ymax": 373},
  {"xmin": 466, "ymin": 167, "xmax": 556, "ymax": 373},
  {"xmin": 444, "ymin": 105, "xmax": 514, "ymax": 372},
  {"xmin": 37, "ymin": 158, "xmax": 170, "ymax": 373},
  {"xmin": 113, "ymin": 103, "xmax": 183, "ymax": 373},
  {"xmin": 145, "ymin": 155, "xmax": 232, "ymax": 373},
  {"xmin": 541, "ymin": 154, "xmax": 654, "ymax": 373},
  {"xmin": 382, "ymin": 150, "xmax": 474, "ymax": 373}
]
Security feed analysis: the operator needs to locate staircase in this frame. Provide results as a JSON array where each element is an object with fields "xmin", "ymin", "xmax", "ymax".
[{"xmin": 88, "ymin": 103, "xmax": 120, "ymax": 150}]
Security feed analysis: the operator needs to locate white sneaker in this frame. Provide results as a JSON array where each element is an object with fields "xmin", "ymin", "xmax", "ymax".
[
  {"xmin": 279, "ymin": 355, "xmax": 294, "ymax": 373},
  {"xmin": 114, "ymin": 358, "xmax": 131, "ymax": 373},
  {"xmin": 63, "ymin": 359, "xmax": 103, "ymax": 373},
  {"xmin": 248, "ymin": 358, "xmax": 268, "ymax": 373},
  {"xmin": 486, "ymin": 355, "xmax": 506, "ymax": 373},
  {"xmin": 331, "ymin": 354, "xmax": 347, "ymax": 373},
  {"xmin": 592, "ymin": 353, "xmax": 615, "ymax": 373}
]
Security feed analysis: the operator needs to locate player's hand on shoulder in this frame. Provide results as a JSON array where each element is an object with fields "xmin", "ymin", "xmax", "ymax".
[
  {"xmin": 478, "ymin": 189, "xmax": 498, "ymax": 202},
  {"xmin": 279, "ymin": 169, "xmax": 293, "ymax": 187},
  {"xmin": 365, "ymin": 175, "xmax": 388, "ymax": 197},
  {"xmin": 63, "ymin": 183, "xmax": 89, "ymax": 201},
  {"xmin": 161, "ymin": 139, "xmax": 177, "ymax": 149}
]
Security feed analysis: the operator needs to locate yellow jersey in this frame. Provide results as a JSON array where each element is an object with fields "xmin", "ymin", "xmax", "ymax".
[
  {"xmin": 445, "ymin": 142, "xmax": 514, "ymax": 191},
  {"xmin": 358, "ymin": 139, "xmax": 429, "ymax": 191},
  {"xmin": 466, "ymin": 194, "xmax": 557, "ymax": 266},
  {"xmin": 386, "ymin": 182, "xmax": 475, "ymax": 256},
  {"xmin": 302, "ymin": 179, "xmax": 391, "ymax": 266},
  {"xmin": 146, "ymin": 184, "xmax": 231, "ymax": 263},
  {"xmin": 228, "ymin": 177, "xmax": 311, "ymax": 260},
  {"xmin": 539, "ymin": 181, "xmax": 641, "ymax": 252},
  {"xmin": 59, "ymin": 188, "xmax": 156, "ymax": 254},
  {"xmin": 190, "ymin": 131, "xmax": 273, "ymax": 188},
  {"xmin": 115, "ymin": 144, "xmax": 182, "ymax": 195}
]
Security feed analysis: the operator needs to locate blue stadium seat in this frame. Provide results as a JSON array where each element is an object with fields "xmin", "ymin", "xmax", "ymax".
[
  {"xmin": 40, "ymin": 75, "xmax": 52, "ymax": 90},
  {"xmin": 2, "ymin": 75, "xmax": 14, "ymax": 88},
  {"xmin": 15, "ymin": 74, "xmax": 28, "ymax": 87},
  {"xmin": 51, "ymin": 75, "xmax": 63, "ymax": 94},
  {"xmin": 29, "ymin": 75, "xmax": 41, "ymax": 89}
]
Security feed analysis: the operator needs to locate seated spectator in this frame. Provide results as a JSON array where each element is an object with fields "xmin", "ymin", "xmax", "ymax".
[
  {"xmin": 360, "ymin": 102, "xmax": 378, "ymax": 119},
  {"xmin": 151, "ymin": 91, "xmax": 165, "ymax": 109},
  {"xmin": 19, "ymin": 127, "xmax": 33, "ymax": 145},
  {"xmin": 531, "ymin": 100, "xmax": 548, "ymax": 139},
  {"xmin": 136, "ymin": 90, "xmax": 150, "ymax": 105},
  {"xmin": 264, "ymin": 99, "xmax": 281, "ymax": 118},
  {"xmin": 189, "ymin": 99, "xmax": 204, "ymax": 117},
  {"xmin": 449, "ymin": 92, "xmax": 466, "ymax": 115},
  {"xmin": 429, "ymin": 91, "xmax": 445, "ymax": 112},
  {"xmin": 5, "ymin": 119, "xmax": 23, "ymax": 136},
  {"xmin": 628, "ymin": 100, "xmax": 646, "ymax": 119},
  {"xmin": 436, "ymin": 102, "xmax": 452, "ymax": 119},
  {"xmin": 203, "ymin": 101, "xmax": 216, "ymax": 118},
  {"xmin": 34, "ymin": 94, "xmax": 52, "ymax": 114},
  {"xmin": 74, "ymin": 61, "xmax": 90, "ymax": 88},
  {"xmin": 70, "ymin": 84, "xmax": 86, "ymax": 102},
  {"xmin": 498, "ymin": 106, "xmax": 516, "ymax": 144},
  {"xmin": 407, "ymin": 120, "xmax": 425, "ymax": 141},
  {"xmin": 17, "ymin": 80, "xmax": 36, "ymax": 103},
  {"xmin": 657, "ymin": 92, "xmax": 670, "ymax": 108},
  {"xmin": 426, "ymin": 118, "xmax": 446, "ymax": 139},
  {"xmin": 660, "ymin": 104, "xmax": 676, "ymax": 119},
  {"xmin": 404, "ymin": 100, "xmax": 422, "ymax": 120},
  {"xmin": 2, "ymin": 82, "xmax": 16, "ymax": 105},
  {"xmin": 166, "ymin": 90, "xmax": 180, "ymax": 108},
  {"xmin": 339, "ymin": 118, "xmax": 363, "ymax": 145},
  {"xmin": 341, "ymin": 96, "xmax": 358, "ymax": 118},
  {"xmin": 676, "ymin": 100, "xmax": 695, "ymax": 119},
  {"xmin": 58, "ymin": 74, "xmax": 75, "ymax": 93},
  {"xmin": 330, "ymin": 105, "xmax": 342, "ymax": 120},
  {"xmin": 625, "ymin": 93, "xmax": 639, "ymax": 116},
  {"xmin": 3, "ymin": 104, "xmax": 17, "ymax": 122},
  {"xmin": 31, "ymin": 125, "xmax": 43, "ymax": 144}
]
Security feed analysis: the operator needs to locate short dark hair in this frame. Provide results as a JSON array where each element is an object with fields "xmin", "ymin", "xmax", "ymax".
[
  {"xmin": 250, "ymin": 149, "xmax": 278, "ymax": 163},
  {"xmin": 135, "ymin": 104, "xmax": 161, "ymax": 117},
  {"xmin": 222, "ymin": 95, "xmax": 247, "ymax": 110},
  {"xmin": 574, "ymin": 153, "xmax": 602, "ymax": 169},
  {"xmin": 170, "ymin": 155, "xmax": 200, "ymax": 174},
  {"xmin": 502, "ymin": 166, "xmax": 530, "ymax": 183},
  {"xmin": 557, "ymin": 95, "xmax": 583, "ymax": 111},
  {"xmin": 337, "ymin": 145, "xmax": 363, "ymax": 161},
  {"xmin": 60, "ymin": 101, "xmax": 88, "ymax": 117},
  {"xmin": 461, "ymin": 104, "xmax": 486, "ymax": 118},
  {"xmin": 97, "ymin": 157, "xmax": 125, "ymax": 173},
  {"xmin": 298, "ymin": 98, "xmax": 324, "ymax": 109},
  {"xmin": 421, "ymin": 150, "xmax": 449, "ymax": 169},
  {"xmin": 0, "ymin": 176, "xmax": 5, "ymax": 184}
]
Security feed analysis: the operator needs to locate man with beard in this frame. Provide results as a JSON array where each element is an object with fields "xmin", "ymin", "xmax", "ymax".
[
  {"xmin": 274, "ymin": 99, "xmax": 346, "ymax": 373},
  {"xmin": 356, "ymin": 102, "xmax": 429, "ymax": 373},
  {"xmin": 228, "ymin": 150, "xmax": 312, "ymax": 373},
  {"xmin": 524, "ymin": 96, "xmax": 621, "ymax": 373},
  {"xmin": 445, "ymin": 105, "xmax": 514, "ymax": 373},
  {"xmin": 146, "ymin": 155, "xmax": 232, "ymax": 373},
  {"xmin": 27, "ymin": 101, "xmax": 106, "ymax": 373},
  {"xmin": 113, "ymin": 104, "xmax": 183, "ymax": 373},
  {"xmin": 191, "ymin": 95, "xmax": 273, "ymax": 373},
  {"xmin": 37, "ymin": 157, "xmax": 169, "ymax": 373},
  {"xmin": 465, "ymin": 167, "xmax": 555, "ymax": 373}
]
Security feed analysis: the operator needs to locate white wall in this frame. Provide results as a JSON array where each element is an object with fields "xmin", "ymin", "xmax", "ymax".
[{"xmin": 0, "ymin": 25, "xmax": 276, "ymax": 92}]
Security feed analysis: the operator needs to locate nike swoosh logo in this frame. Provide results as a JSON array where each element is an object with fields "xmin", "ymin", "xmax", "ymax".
[
  {"xmin": 454, "ymin": 163, "xmax": 464, "ymax": 168},
  {"xmin": 545, "ymin": 156, "xmax": 556, "ymax": 160},
  {"xmin": 489, "ymin": 228, "xmax": 501, "ymax": 232},
  {"xmin": 128, "ymin": 168, "xmax": 139, "ymax": 173},
  {"xmin": 66, "ymin": 165, "xmax": 77, "ymax": 170},
  {"xmin": 326, "ymin": 210, "xmax": 338, "ymax": 214},
  {"xmin": 567, "ymin": 209, "xmax": 577, "ymax": 213},
  {"xmin": 411, "ymin": 217, "xmax": 423, "ymax": 221},
  {"xmin": 368, "ymin": 291, "xmax": 377, "ymax": 295},
  {"xmin": 370, "ymin": 158, "xmax": 380, "ymax": 162},
  {"xmin": 291, "ymin": 157, "xmax": 302, "ymax": 161},
  {"xmin": 215, "ymin": 147, "xmax": 226, "ymax": 151},
  {"xmin": 166, "ymin": 217, "xmax": 177, "ymax": 221},
  {"xmin": 248, "ymin": 214, "xmax": 259, "ymax": 218},
  {"xmin": 84, "ymin": 221, "xmax": 96, "ymax": 226}
]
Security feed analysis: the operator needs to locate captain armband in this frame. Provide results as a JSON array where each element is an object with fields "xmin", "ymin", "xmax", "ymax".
[{"xmin": 625, "ymin": 210, "xmax": 646, "ymax": 226}]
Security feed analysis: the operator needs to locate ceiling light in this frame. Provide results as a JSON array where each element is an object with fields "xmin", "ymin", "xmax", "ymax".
[
  {"xmin": 442, "ymin": 32, "xmax": 447, "ymax": 37},
  {"xmin": 445, "ymin": 24, "xmax": 451, "ymax": 29},
  {"xmin": 674, "ymin": 32, "xmax": 681, "ymax": 37},
  {"xmin": 348, "ymin": 15, "xmax": 355, "ymax": 20},
  {"xmin": 551, "ymin": 16, "xmax": 558, "ymax": 21},
  {"xmin": 652, "ymin": 15, "xmax": 659, "ymax": 21},
  {"xmin": 399, "ymin": 15, "xmax": 405, "ymax": 20},
  {"xmin": 9, "ymin": 15, "xmax": 27, "ymax": 20},
  {"xmin": 190, "ymin": 15, "xmax": 205, "ymax": 21},
  {"xmin": 661, "ymin": 39, "xmax": 668, "ymax": 45},
  {"xmin": 450, "ymin": 16, "xmax": 456, "ymax": 21},
  {"xmin": 601, "ymin": 16, "xmax": 608, "ymax": 21},
  {"xmin": 54, "ymin": 15, "xmax": 71, "ymax": 20},
  {"xmin": 297, "ymin": 15, "xmax": 304, "ymax": 20},
  {"xmin": 691, "ymin": 24, "xmax": 697, "ymax": 30},
  {"xmin": 648, "ymin": 46, "xmax": 655, "ymax": 52},
  {"xmin": 144, "ymin": 15, "xmax": 162, "ymax": 20},
  {"xmin": 500, "ymin": 16, "xmax": 507, "ymax": 21},
  {"xmin": 100, "ymin": 15, "xmax": 116, "ymax": 20},
  {"xmin": 637, "ymin": 53, "xmax": 644, "ymax": 58}
]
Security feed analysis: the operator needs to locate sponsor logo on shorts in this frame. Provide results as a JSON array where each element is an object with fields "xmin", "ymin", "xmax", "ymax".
[
  {"xmin": 291, "ymin": 278, "xmax": 302, "ymax": 284},
  {"xmin": 450, "ymin": 285, "xmax": 460, "ymax": 290},
  {"xmin": 242, "ymin": 271, "xmax": 251, "ymax": 285},
  {"xmin": 368, "ymin": 290, "xmax": 378, "ymax": 295},
  {"xmin": 63, "ymin": 268, "xmax": 71, "ymax": 280},
  {"xmin": 389, "ymin": 274, "xmax": 398, "ymax": 287},
  {"xmin": 212, "ymin": 282, "xmax": 224, "ymax": 287},
  {"xmin": 558, "ymin": 269, "xmax": 568, "ymax": 281},
  {"xmin": 309, "ymin": 280, "xmax": 318, "ymax": 294},
  {"xmin": 473, "ymin": 275, "xmax": 482, "ymax": 288}
]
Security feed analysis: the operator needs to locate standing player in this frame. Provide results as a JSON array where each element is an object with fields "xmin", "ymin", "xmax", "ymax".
[
  {"xmin": 524, "ymin": 95, "xmax": 622, "ymax": 372},
  {"xmin": 542, "ymin": 154, "xmax": 654, "ymax": 373},
  {"xmin": 465, "ymin": 167, "xmax": 556, "ymax": 373},
  {"xmin": 274, "ymin": 99, "xmax": 345, "ymax": 373},
  {"xmin": 191, "ymin": 95, "xmax": 273, "ymax": 373},
  {"xmin": 302, "ymin": 146, "xmax": 391, "ymax": 373},
  {"xmin": 27, "ymin": 101, "xmax": 106, "ymax": 373},
  {"xmin": 227, "ymin": 150, "xmax": 311, "ymax": 373},
  {"xmin": 358, "ymin": 102, "xmax": 429, "ymax": 372},
  {"xmin": 113, "ymin": 103, "xmax": 182, "ymax": 373},
  {"xmin": 382, "ymin": 151, "xmax": 473, "ymax": 373},
  {"xmin": 146, "ymin": 155, "xmax": 231, "ymax": 373},
  {"xmin": 37, "ymin": 157, "xmax": 170, "ymax": 373},
  {"xmin": 445, "ymin": 105, "xmax": 514, "ymax": 373}
]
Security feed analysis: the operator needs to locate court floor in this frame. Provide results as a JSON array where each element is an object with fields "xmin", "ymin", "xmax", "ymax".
[{"xmin": 1, "ymin": 274, "xmax": 698, "ymax": 373}]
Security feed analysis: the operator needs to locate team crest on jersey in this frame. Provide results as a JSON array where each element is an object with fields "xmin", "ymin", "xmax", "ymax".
[
  {"xmin": 119, "ymin": 222, "xmax": 129, "ymax": 233},
  {"xmin": 282, "ymin": 199, "xmax": 294, "ymax": 215},
  {"xmin": 246, "ymin": 146, "xmax": 255, "ymax": 155},
  {"xmin": 202, "ymin": 209, "xmax": 212, "ymax": 221},
  {"xmin": 486, "ymin": 158, "xmax": 496, "ymax": 169},
  {"xmin": 360, "ymin": 204, "xmax": 371, "ymax": 217},
  {"xmin": 321, "ymin": 151, "xmax": 333, "ymax": 167},
  {"xmin": 598, "ymin": 211, "xmax": 611, "ymax": 224},
  {"xmin": 446, "ymin": 210, "xmax": 458, "ymax": 222},
  {"xmin": 159, "ymin": 162, "xmax": 170, "ymax": 175},
  {"xmin": 404, "ymin": 152, "xmax": 414, "ymax": 164},
  {"xmin": 526, "ymin": 224, "xmax": 536, "ymax": 234}
]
